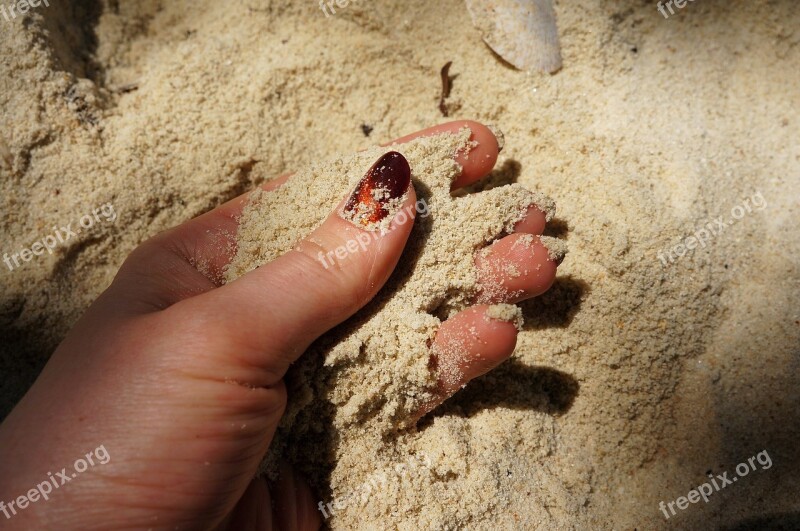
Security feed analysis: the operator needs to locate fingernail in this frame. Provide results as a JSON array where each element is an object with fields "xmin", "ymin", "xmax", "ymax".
[{"xmin": 342, "ymin": 151, "xmax": 411, "ymax": 230}]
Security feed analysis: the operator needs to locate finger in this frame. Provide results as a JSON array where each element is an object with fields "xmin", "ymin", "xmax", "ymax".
[
  {"xmin": 184, "ymin": 151, "xmax": 417, "ymax": 386},
  {"xmin": 418, "ymin": 304, "xmax": 519, "ymax": 418},
  {"xmin": 112, "ymin": 123, "xmax": 499, "ymax": 311},
  {"xmin": 270, "ymin": 464, "xmax": 321, "ymax": 531},
  {"xmin": 475, "ymin": 233, "xmax": 560, "ymax": 305},
  {"xmin": 222, "ymin": 477, "xmax": 273, "ymax": 530},
  {"xmin": 386, "ymin": 120, "xmax": 500, "ymax": 189},
  {"xmin": 513, "ymin": 204, "xmax": 549, "ymax": 235}
]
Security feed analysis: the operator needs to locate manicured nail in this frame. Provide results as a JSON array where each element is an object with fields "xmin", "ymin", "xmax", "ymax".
[{"xmin": 342, "ymin": 151, "xmax": 411, "ymax": 230}]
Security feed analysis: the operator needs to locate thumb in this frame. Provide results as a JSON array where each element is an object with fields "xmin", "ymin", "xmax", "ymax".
[{"xmin": 191, "ymin": 151, "xmax": 416, "ymax": 384}]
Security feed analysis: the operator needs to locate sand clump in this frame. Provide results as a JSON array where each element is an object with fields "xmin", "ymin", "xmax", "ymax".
[
  {"xmin": 1, "ymin": 0, "xmax": 798, "ymax": 529},
  {"xmin": 485, "ymin": 303, "xmax": 525, "ymax": 331},
  {"xmin": 539, "ymin": 235, "xmax": 567, "ymax": 264}
]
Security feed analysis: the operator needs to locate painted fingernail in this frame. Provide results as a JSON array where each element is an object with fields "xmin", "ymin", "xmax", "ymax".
[{"xmin": 341, "ymin": 151, "xmax": 411, "ymax": 230}]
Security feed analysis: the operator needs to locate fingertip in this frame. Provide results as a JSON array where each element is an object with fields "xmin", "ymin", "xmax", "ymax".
[
  {"xmin": 475, "ymin": 233, "xmax": 558, "ymax": 304},
  {"xmin": 450, "ymin": 120, "xmax": 500, "ymax": 189},
  {"xmin": 513, "ymin": 205, "xmax": 548, "ymax": 235},
  {"xmin": 430, "ymin": 304, "xmax": 518, "ymax": 399},
  {"xmin": 286, "ymin": 176, "xmax": 417, "ymax": 318}
]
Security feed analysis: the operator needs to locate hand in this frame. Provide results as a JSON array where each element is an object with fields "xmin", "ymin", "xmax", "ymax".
[{"xmin": 0, "ymin": 121, "xmax": 559, "ymax": 530}]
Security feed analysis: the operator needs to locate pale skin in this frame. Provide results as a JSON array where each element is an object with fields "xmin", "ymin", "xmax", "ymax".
[{"xmin": 0, "ymin": 121, "xmax": 559, "ymax": 530}]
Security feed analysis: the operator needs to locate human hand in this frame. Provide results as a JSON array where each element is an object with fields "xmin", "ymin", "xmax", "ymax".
[{"xmin": 0, "ymin": 121, "xmax": 559, "ymax": 530}]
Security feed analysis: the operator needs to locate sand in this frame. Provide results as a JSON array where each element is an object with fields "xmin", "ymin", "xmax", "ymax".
[{"xmin": 1, "ymin": 0, "xmax": 799, "ymax": 529}]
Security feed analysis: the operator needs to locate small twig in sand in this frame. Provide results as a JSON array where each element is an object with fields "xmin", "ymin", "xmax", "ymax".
[
  {"xmin": 439, "ymin": 61, "xmax": 455, "ymax": 117},
  {"xmin": 113, "ymin": 83, "xmax": 139, "ymax": 94}
]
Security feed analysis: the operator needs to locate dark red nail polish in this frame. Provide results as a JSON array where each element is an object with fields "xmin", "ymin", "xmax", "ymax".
[{"xmin": 343, "ymin": 151, "xmax": 411, "ymax": 228}]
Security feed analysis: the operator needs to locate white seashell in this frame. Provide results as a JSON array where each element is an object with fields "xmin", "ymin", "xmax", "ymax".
[{"xmin": 465, "ymin": 0, "xmax": 562, "ymax": 74}]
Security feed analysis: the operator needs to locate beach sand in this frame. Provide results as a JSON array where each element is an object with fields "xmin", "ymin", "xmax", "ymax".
[{"xmin": 1, "ymin": 0, "xmax": 798, "ymax": 528}]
